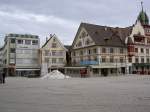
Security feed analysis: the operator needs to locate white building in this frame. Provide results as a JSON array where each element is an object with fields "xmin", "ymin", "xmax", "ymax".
[{"xmin": 2, "ymin": 34, "xmax": 40, "ymax": 76}]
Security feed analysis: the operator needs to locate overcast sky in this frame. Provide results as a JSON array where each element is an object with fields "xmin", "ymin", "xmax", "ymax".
[{"xmin": 0, "ymin": 0, "xmax": 150, "ymax": 47}]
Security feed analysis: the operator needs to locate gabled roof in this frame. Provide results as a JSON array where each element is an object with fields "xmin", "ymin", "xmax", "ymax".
[
  {"xmin": 41, "ymin": 34, "xmax": 67, "ymax": 51},
  {"xmin": 42, "ymin": 34, "xmax": 54, "ymax": 48},
  {"xmin": 72, "ymin": 23, "xmax": 132, "ymax": 48}
]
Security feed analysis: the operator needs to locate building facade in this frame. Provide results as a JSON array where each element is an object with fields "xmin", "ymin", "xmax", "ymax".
[
  {"xmin": 126, "ymin": 8, "xmax": 150, "ymax": 75},
  {"xmin": 69, "ymin": 23, "xmax": 131, "ymax": 77},
  {"xmin": 68, "ymin": 7, "xmax": 150, "ymax": 77},
  {"xmin": 40, "ymin": 34, "xmax": 67, "ymax": 75},
  {"xmin": 1, "ymin": 34, "xmax": 40, "ymax": 76}
]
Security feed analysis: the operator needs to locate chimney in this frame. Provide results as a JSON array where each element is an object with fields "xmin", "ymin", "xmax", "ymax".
[{"xmin": 50, "ymin": 34, "xmax": 53, "ymax": 37}]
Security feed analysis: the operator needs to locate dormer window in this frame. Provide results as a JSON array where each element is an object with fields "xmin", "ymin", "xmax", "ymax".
[
  {"xmin": 82, "ymin": 31, "xmax": 86, "ymax": 38},
  {"xmin": 77, "ymin": 41, "xmax": 82, "ymax": 47},
  {"xmin": 134, "ymin": 36, "xmax": 144, "ymax": 43},
  {"xmin": 85, "ymin": 39, "xmax": 90, "ymax": 45}
]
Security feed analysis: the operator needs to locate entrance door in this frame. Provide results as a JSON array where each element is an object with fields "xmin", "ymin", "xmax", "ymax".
[{"xmin": 101, "ymin": 68, "xmax": 108, "ymax": 76}]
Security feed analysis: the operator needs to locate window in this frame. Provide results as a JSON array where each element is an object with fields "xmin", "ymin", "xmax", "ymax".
[
  {"xmin": 52, "ymin": 43, "xmax": 57, "ymax": 48},
  {"xmin": 93, "ymin": 48, "xmax": 97, "ymax": 54},
  {"xmin": 120, "ymin": 57, "xmax": 124, "ymax": 63},
  {"xmin": 146, "ymin": 58, "xmax": 150, "ymax": 63},
  {"xmin": 45, "ymin": 58, "xmax": 49, "ymax": 63},
  {"xmin": 141, "ymin": 48, "xmax": 144, "ymax": 53},
  {"xmin": 146, "ymin": 49, "xmax": 149, "ymax": 54},
  {"xmin": 77, "ymin": 41, "xmax": 82, "ymax": 47},
  {"xmin": 25, "ymin": 40, "xmax": 31, "ymax": 45},
  {"xmin": 135, "ymin": 48, "xmax": 138, "ymax": 53},
  {"xmin": 110, "ymin": 56, "xmax": 114, "ymax": 63},
  {"xmin": 110, "ymin": 48, "xmax": 114, "ymax": 53},
  {"xmin": 134, "ymin": 37, "xmax": 144, "ymax": 43},
  {"xmin": 45, "ymin": 50, "xmax": 49, "ymax": 56},
  {"xmin": 82, "ymin": 31, "xmax": 86, "ymax": 38},
  {"xmin": 102, "ymin": 48, "xmax": 106, "ymax": 53},
  {"xmin": 135, "ymin": 57, "xmax": 139, "ymax": 63},
  {"xmin": 128, "ymin": 57, "xmax": 132, "ymax": 63},
  {"xmin": 59, "ymin": 58, "xmax": 63, "ymax": 63},
  {"xmin": 120, "ymin": 48, "xmax": 124, "ymax": 54},
  {"xmin": 102, "ymin": 57, "xmax": 106, "ymax": 63},
  {"xmin": 141, "ymin": 57, "xmax": 144, "ymax": 63},
  {"xmin": 80, "ymin": 50, "xmax": 83, "ymax": 55},
  {"xmin": 147, "ymin": 38, "xmax": 150, "ymax": 44},
  {"xmin": 32, "ymin": 40, "xmax": 38, "ymax": 45},
  {"xmin": 10, "ymin": 48, "xmax": 15, "ymax": 53},
  {"xmin": 88, "ymin": 49, "xmax": 91, "ymax": 54},
  {"xmin": 85, "ymin": 39, "xmax": 90, "ymax": 45},
  {"xmin": 11, "ymin": 39, "xmax": 15, "ymax": 43},
  {"xmin": 52, "ymin": 51, "xmax": 56, "ymax": 56},
  {"xmin": 73, "ymin": 52, "xmax": 76, "ymax": 56},
  {"xmin": 52, "ymin": 58, "xmax": 56, "ymax": 63},
  {"xmin": 17, "ymin": 40, "xmax": 23, "ymax": 44}
]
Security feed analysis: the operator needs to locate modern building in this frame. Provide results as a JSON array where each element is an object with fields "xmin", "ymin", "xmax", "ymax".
[
  {"xmin": 40, "ymin": 34, "xmax": 67, "ymax": 75},
  {"xmin": 1, "ymin": 33, "xmax": 40, "ymax": 76}
]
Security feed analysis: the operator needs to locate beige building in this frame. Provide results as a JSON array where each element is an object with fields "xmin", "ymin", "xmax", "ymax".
[
  {"xmin": 69, "ymin": 23, "xmax": 131, "ymax": 77},
  {"xmin": 40, "ymin": 34, "xmax": 67, "ymax": 75}
]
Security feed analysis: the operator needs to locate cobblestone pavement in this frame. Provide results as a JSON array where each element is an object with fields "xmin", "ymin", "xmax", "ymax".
[{"xmin": 0, "ymin": 75, "xmax": 150, "ymax": 112}]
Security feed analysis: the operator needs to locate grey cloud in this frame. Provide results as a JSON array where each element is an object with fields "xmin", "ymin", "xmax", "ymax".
[{"xmin": 0, "ymin": 0, "xmax": 150, "ymax": 46}]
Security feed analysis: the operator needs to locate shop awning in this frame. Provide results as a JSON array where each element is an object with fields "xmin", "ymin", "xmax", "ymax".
[{"xmin": 16, "ymin": 68, "xmax": 40, "ymax": 71}]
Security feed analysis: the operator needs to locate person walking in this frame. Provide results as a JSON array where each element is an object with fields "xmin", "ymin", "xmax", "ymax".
[
  {"xmin": 2, "ymin": 72, "xmax": 6, "ymax": 84},
  {"xmin": 0, "ymin": 72, "xmax": 2, "ymax": 84}
]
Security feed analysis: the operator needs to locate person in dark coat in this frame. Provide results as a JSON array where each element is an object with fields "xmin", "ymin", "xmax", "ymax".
[
  {"xmin": 2, "ymin": 72, "xmax": 6, "ymax": 84},
  {"xmin": 0, "ymin": 72, "xmax": 2, "ymax": 83}
]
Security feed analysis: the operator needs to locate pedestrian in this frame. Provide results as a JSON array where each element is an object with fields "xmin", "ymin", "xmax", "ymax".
[
  {"xmin": 0, "ymin": 72, "xmax": 2, "ymax": 84},
  {"xmin": 2, "ymin": 72, "xmax": 6, "ymax": 84}
]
